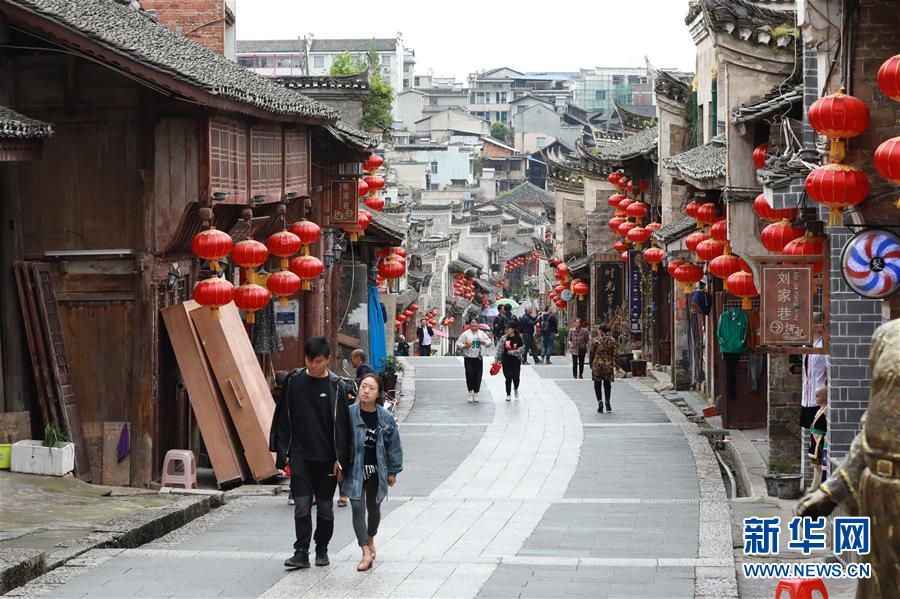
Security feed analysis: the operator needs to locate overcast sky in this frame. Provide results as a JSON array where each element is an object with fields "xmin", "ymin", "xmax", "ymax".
[{"xmin": 235, "ymin": 1, "xmax": 697, "ymax": 80}]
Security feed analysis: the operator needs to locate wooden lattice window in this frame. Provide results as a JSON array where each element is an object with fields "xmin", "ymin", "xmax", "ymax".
[
  {"xmin": 250, "ymin": 126, "xmax": 283, "ymax": 200},
  {"xmin": 284, "ymin": 128, "xmax": 309, "ymax": 196},
  {"xmin": 209, "ymin": 117, "xmax": 248, "ymax": 203}
]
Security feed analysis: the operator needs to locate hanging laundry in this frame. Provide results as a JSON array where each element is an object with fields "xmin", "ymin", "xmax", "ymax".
[{"xmin": 717, "ymin": 308, "xmax": 749, "ymax": 354}]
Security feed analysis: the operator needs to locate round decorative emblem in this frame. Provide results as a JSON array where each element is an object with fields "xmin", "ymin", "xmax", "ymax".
[
  {"xmin": 560, "ymin": 289, "xmax": 574, "ymax": 302},
  {"xmin": 840, "ymin": 228, "xmax": 900, "ymax": 298}
]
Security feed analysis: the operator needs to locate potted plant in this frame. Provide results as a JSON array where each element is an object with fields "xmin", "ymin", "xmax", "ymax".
[
  {"xmin": 379, "ymin": 355, "xmax": 404, "ymax": 396},
  {"xmin": 11, "ymin": 423, "xmax": 75, "ymax": 476}
]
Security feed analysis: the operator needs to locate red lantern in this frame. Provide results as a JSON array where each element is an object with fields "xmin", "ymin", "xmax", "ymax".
[
  {"xmin": 642, "ymin": 247, "xmax": 666, "ymax": 271},
  {"xmin": 607, "ymin": 172, "xmax": 620, "ymax": 185},
  {"xmin": 710, "ymin": 219, "xmax": 728, "ymax": 242},
  {"xmin": 554, "ymin": 283, "xmax": 566, "ymax": 294},
  {"xmin": 673, "ymin": 262, "xmax": 704, "ymax": 294},
  {"xmin": 391, "ymin": 246, "xmax": 407, "ymax": 257},
  {"xmin": 617, "ymin": 221, "xmax": 637, "ymax": 238},
  {"xmin": 783, "ymin": 233, "xmax": 826, "ymax": 276},
  {"xmin": 363, "ymin": 154, "xmax": 384, "ymax": 172},
  {"xmin": 409, "ymin": 303, "xmax": 419, "ymax": 314},
  {"xmin": 874, "ymin": 137, "xmax": 900, "ymax": 208},
  {"xmin": 609, "ymin": 217, "xmax": 626, "ymax": 235},
  {"xmin": 709, "ymin": 254, "xmax": 743, "ymax": 280},
  {"xmin": 626, "ymin": 201, "xmax": 649, "ymax": 222},
  {"xmin": 761, "ymin": 220, "xmax": 804, "ymax": 253},
  {"xmin": 402, "ymin": 310, "xmax": 413, "ymax": 319},
  {"xmin": 695, "ymin": 238, "xmax": 726, "ymax": 262},
  {"xmin": 685, "ymin": 231, "xmax": 709, "ymax": 253},
  {"xmin": 621, "ymin": 251, "xmax": 629, "ymax": 263},
  {"xmin": 395, "ymin": 319, "xmax": 403, "ymax": 329},
  {"xmin": 877, "ymin": 54, "xmax": 900, "ymax": 102},
  {"xmin": 608, "ymin": 193, "xmax": 626, "ymax": 208},
  {"xmin": 614, "ymin": 240, "xmax": 629, "ymax": 253},
  {"xmin": 289, "ymin": 219, "xmax": 321, "ymax": 252},
  {"xmin": 626, "ymin": 226, "xmax": 651, "ymax": 249},
  {"xmin": 343, "ymin": 209, "xmax": 372, "ymax": 241},
  {"xmin": 378, "ymin": 256, "xmax": 406, "ymax": 280},
  {"xmin": 808, "ymin": 89, "xmax": 870, "ymax": 161},
  {"xmin": 556, "ymin": 263, "xmax": 570, "ymax": 280},
  {"xmin": 364, "ymin": 175, "xmax": 385, "ymax": 192},
  {"xmin": 752, "ymin": 144, "xmax": 768, "ymax": 169},
  {"xmin": 231, "ymin": 238, "xmax": 269, "ymax": 274},
  {"xmin": 685, "ymin": 200, "xmax": 702, "ymax": 219},
  {"xmin": 667, "ymin": 258, "xmax": 685, "ymax": 278},
  {"xmin": 727, "ymin": 269, "xmax": 758, "ymax": 310},
  {"xmin": 805, "ymin": 163, "xmax": 870, "ymax": 226},
  {"xmin": 193, "ymin": 277, "xmax": 234, "ymax": 319},
  {"xmin": 266, "ymin": 230, "xmax": 302, "ymax": 270},
  {"xmin": 753, "ymin": 193, "xmax": 798, "ymax": 222},
  {"xmin": 646, "ymin": 222, "xmax": 662, "ymax": 232},
  {"xmin": 618, "ymin": 198, "xmax": 635, "ymax": 213},
  {"xmin": 191, "ymin": 227, "xmax": 233, "ymax": 272},
  {"xmin": 358, "ymin": 178, "xmax": 369, "ymax": 198},
  {"xmin": 266, "ymin": 270, "xmax": 301, "ymax": 306},
  {"xmin": 626, "ymin": 181, "xmax": 634, "ymax": 195},
  {"xmin": 695, "ymin": 202, "xmax": 719, "ymax": 225},
  {"xmin": 572, "ymin": 280, "xmax": 590, "ymax": 300},
  {"xmin": 364, "ymin": 196, "xmax": 385, "ymax": 212},
  {"xmin": 555, "ymin": 299, "xmax": 566, "ymax": 309},
  {"xmin": 289, "ymin": 255, "xmax": 324, "ymax": 291},
  {"xmin": 233, "ymin": 283, "xmax": 270, "ymax": 324},
  {"xmin": 638, "ymin": 180, "xmax": 649, "ymax": 194}
]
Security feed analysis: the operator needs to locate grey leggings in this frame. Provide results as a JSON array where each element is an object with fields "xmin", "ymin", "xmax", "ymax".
[{"xmin": 351, "ymin": 475, "xmax": 381, "ymax": 546}]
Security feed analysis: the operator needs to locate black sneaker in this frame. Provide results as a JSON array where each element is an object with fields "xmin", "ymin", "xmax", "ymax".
[
  {"xmin": 314, "ymin": 549, "xmax": 330, "ymax": 566},
  {"xmin": 284, "ymin": 552, "xmax": 310, "ymax": 569}
]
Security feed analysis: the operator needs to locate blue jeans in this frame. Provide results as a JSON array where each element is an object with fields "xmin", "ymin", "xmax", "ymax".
[{"xmin": 541, "ymin": 333, "xmax": 555, "ymax": 360}]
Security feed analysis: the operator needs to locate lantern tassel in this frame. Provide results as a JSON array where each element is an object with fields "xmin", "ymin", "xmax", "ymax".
[
  {"xmin": 302, "ymin": 280, "xmax": 312, "ymax": 291},
  {"xmin": 828, "ymin": 207, "xmax": 842, "ymax": 227},
  {"xmin": 211, "ymin": 260, "xmax": 220, "ymax": 273},
  {"xmin": 652, "ymin": 263, "xmax": 658, "ymax": 272},
  {"xmin": 246, "ymin": 311, "xmax": 256, "ymax": 325},
  {"xmin": 896, "ymin": 195, "xmax": 899, "ymax": 210},
  {"xmin": 211, "ymin": 307, "xmax": 220, "ymax": 320},
  {"xmin": 279, "ymin": 295, "xmax": 288, "ymax": 307},
  {"xmin": 742, "ymin": 297, "xmax": 752, "ymax": 311},
  {"xmin": 829, "ymin": 139, "xmax": 846, "ymax": 162}
]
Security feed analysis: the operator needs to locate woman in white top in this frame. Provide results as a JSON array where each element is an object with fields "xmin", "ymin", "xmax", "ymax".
[{"xmin": 455, "ymin": 318, "xmax": 493, "ymax": 403}]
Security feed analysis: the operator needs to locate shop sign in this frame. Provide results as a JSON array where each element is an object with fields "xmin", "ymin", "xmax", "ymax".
[
  {"xmin": 324, "ymin": 176, "xmax": 358, "ymax": 227},
  {"xmin": 629, "ymin": 252, "xmax": 642, "ymax": 333},
  {"xmin": 275, "ymin": 300, "xmax": 299, "ymax": 338},
  {"xmin": 761, "ymin": 266, "xmax": 812, "ymax": 345},
  {"xmin": 594, "ymin": 262, "xmax": 624, "ymax": 323}
]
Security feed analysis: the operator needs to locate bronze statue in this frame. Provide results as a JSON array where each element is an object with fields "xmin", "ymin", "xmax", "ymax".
[{"xmin": 796, "ymin": 318, "xmax": 900, "ymax": 599}]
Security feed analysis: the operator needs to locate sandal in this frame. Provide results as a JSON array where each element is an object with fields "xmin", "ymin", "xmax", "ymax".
[{"xmin": 337, "ymin": 497, "xmax": 348, "ymax": 507}]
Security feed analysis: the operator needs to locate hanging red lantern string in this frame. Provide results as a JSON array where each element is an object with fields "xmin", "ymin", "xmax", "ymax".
[
  {"xmin": 667, "ymin": 258, "xmax": 686, "ymax": 278},
  {"xmin": 289, "ymin": 219, "xmax": 321, "ymax": 255},
  {"xmin": 191, "ymin": 227, "xmax": 233, "ymax": 273},
  {"xmin": 626, "ymin": 225, "xmax": 651, "ymax": 250},
  {"xmin": 874, "ymin": 136, "xmax": 900, "ymax": 208},
  {"xmin": 695, "ymin": 238, "xmax": 726, "ymax": 262},
  {"xmin": 673, "ymin": 261, "xmax": 704, "ymax": 294},
  {"xmin": 752, "ymin": 144, "xmax": 769, "ymax": 169},
  {"xmin": 877, "ymin": 54, "xmax": 900, "ymax": 101},
  {"xmin": 193, "ymin": 277, "xmax": 234, "ymax": 319},
  {"xmin": 289, "ymin": 255, "xmax": 325, "ymax": 291},
  {"xmin": 266, "ymin": 230, "xmax": 302, "ymax": 270},
  {"xmin": 805, "ymin": 163, "xmax": 870, "ymax": 226},
  {"xmin": 753, "ymin": 193, "xmax": 798, "ymax": 222},
  {"xmin": 626, "ymin": 201, "xmax": 649, "ymax": 224},
  {"xmin": 363, "ymin": 153, "xmax": 384, "ymax": 173},
  {"xmin": 709, "ymin": 254, "xmax": 744, "ymax": 281},
  {"xmin": 617, "ymin": 221, "xmax": 638, "ymax": 239},
  {"xmin": 618, "ymin": 198, "xmax": 635, "ymax": 214},
  {"xmin": 365, "ymin": 196, "xmax": 385, "ymax": 212},
  {"xmin": 642, "ymin": 247, "xmax": 666, "ymax": 271},
  {"xmin": 232, "ymin": 238, "xmax": 269, "ymax": 279},
  {"xmin": 684, "ymin": 231, "xmax": 709, "ymax": 253},
  {"xmin": 608, "ymin": 193, "xmax": 626, "ymax": 208},
  {"xmin": 761, "ymin": 220, "xmax": 805, "ymax": 253},
  {"xmin": 685, "ymin": 200, "xmax": 702, "ymax": 222},
  {"xmin": 727, "ymin": 268, "xmax": 759, "ymax": 311},
  {"xmin": 695, "ymin": 202, "xmax": 719, "ymax": 226},
  {"xmin": 232, "ymin": 282, "xmax": 270, "ymax": 324},
  {"xmin": 808, "ymin": 88, "xmax": 870, "ymax": 162}
]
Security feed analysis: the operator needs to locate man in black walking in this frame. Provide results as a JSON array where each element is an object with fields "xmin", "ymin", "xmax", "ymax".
[
  {"xmin": 520, "ymin": 307, "xmax": 537, "ymax": 364},
  {"xmin": 270, "ymin": 337, "xmax": 354, "ymax": 570}
]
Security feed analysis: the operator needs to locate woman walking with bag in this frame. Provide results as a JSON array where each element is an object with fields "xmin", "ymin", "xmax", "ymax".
[
  {"xmin": 344, "ymin": 374, "xmax": 403, "ymax": 572},
  {"xmin": 456, "ymin": 318, "xmax": 493, "ymax": 403},
  {"xmin": 589, "ymin": 323, "xmax": 618, "ymax": 413},
  {"xmin": 494, "ymin": 322, "xmax": 526, "ymax": 401},
  {"xmin": 568, "ymin": 319, "xmax": 590, "ymax": 379}
]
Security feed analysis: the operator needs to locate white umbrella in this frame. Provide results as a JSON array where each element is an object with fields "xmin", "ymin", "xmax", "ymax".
[{"xmin": 481, "ymin": 307, "xmax": 499, "ymax": 317}]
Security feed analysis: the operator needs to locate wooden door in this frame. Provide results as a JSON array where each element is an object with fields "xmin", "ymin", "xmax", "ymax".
[{"xmin": 714, "ymin": 291, "xmax": 767, "ymax": 429}]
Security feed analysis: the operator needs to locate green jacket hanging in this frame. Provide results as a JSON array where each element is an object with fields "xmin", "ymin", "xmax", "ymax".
[{"xmin": 717, "ymin": 308, "xmax": 749, "ymax": 354}]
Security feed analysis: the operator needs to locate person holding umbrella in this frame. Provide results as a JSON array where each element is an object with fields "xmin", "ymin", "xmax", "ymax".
[
  {"xmin": 456, "ymin": 318, "xmax": 493, "ymax": 403},
  {"xmin": 494, "ymin": 322, "xmax": 526, "ymax": 401}
]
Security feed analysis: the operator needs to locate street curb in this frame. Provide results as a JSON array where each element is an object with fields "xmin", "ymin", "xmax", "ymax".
[
  {"xmin": 628, "ymin": 379, "xmax": 739, "ymax": 599},
  {"xmin": 0, "ymin": 494, "xmax": 219, "ymax": 595},
  {"xmin": 394, "ymin": 359, "xmax": 416, "ymax": 423}
]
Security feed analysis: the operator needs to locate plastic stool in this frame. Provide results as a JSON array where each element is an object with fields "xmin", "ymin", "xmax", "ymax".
[
  {"xmin": 775, "ymin": 578, "xmax": 828, "ymax": 599},
  {"xmin": 161, "ymin": 450, "xmax": 198, "ymax": 489}
]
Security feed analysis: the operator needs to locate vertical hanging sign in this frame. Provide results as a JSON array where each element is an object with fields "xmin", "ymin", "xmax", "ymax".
[
  {"xmin": 761, "ymin": 266, "xmax": 812, "ymax": 345},
  {"xmin": 324, "ymin": 176, "xmax": 359, "ymax": 227},
  {"xmin": 629, "ymin": 251, "xmax": 642, "ymax": 333}
]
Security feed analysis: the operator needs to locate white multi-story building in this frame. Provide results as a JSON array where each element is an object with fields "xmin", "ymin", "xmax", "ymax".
[
  {"xmin": 236, "ymin": 34, "xmax": 412, "ymax": 119},
  {"xmin": 467, "ymin": 68, "xmax": 574, "ymax": 124}
]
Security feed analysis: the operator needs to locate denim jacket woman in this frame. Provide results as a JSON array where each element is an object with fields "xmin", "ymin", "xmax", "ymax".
[{"xmin": 343, "ymin": 403, "xmax": 403, "ymax": 504}]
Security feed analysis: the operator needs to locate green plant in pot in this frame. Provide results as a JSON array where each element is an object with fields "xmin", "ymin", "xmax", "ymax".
[
  {"xmin": 379, "ymin": 355, "xmax": 404, "ymax": 395},
  {"xmin": 43, "ymin": 422, "xmax": 69, "ymax": 448}
]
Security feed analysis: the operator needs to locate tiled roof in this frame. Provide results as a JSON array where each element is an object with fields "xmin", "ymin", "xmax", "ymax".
[
  {"xmin": 500, "ymin": 182, "xmax": 554, "ymax": 207},
  {"xmin": 592, "ymin": 126, "xmax": 658, "ymax": 162},
  {"xmin": 458, "ymin": 252, "xmax": 484, "ymax": 270},
  {"xmin": 699, "ymin": 0, "xmax": 797, "ymax": 50},
  {"xmin": 236, "ymin": 39, "xmax": 303, "ymax": 53},
  {"xmin": 731, "ymin": 81, "xmax": 803, "ymax": 124},
  {"xmin": 275, "ymin": 71, "xmax": 370, "ymax": 91},
  {"xmin": 369, "ymin": 210, "xmax": 408, "ymax": 239},
  {"xmin": 7, "ymin": 0, "xmax": 338, "ymax": 122},
  {"xmin": 654, "ymin": 216, "xmax": 698, "ymax": 242},
  {"xmin": 310, "ymin": 39, "xmax": 397, "ymax": 53},
  {"xmin": 331, "ymin": 121, "xmax": 379, "ymax": 149},
  {"xmin": 651, "ymin": 64, "xmax": 692, "ymax": 105},
  {"xmin": 756, "ymin": 153, "xmax": 814, "ymax": 188},
  {"xmin": 503, "ymin": 239, "xmax": 533, "ymax": 259},
  {"xmin": 662, "ymin": 135, "xmax": 726, "ymax": 182},
  {"xmin": 0, "ymin": 105, "xmax": 52, "ymax": 139}
]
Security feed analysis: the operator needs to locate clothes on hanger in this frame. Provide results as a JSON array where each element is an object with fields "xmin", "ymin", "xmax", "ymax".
[{"xmin": 717, "ymin": 308, "xmax": 749, "ymax": 354}]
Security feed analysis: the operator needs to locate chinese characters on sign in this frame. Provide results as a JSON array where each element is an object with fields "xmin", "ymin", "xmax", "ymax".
[
  {"xmin": 629, "ymin": 252, "xmax": 642, "ymax": 333},
  {"xmin": 325, "ymin": 176, "xmax": 359, "ymax": 227},
  {"xmin": 743, "ymin": 516, "xmax": 871, "ymax": 557},
  {"xmin": 761, "ymin": 266, "xmax": 812, "ymax": 345},
  {"xmin": 594, "ymin": 262, "xmax": 624, "ymax": 324}
]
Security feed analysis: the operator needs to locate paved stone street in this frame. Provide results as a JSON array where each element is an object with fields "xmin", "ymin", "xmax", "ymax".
[{"xmin": 5, "ymin": 358, "xmax": 737, "ymax": 599}]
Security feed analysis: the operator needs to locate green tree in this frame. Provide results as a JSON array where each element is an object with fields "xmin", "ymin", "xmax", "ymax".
[
  {"xmin": 329, "ymin": 51, "xmax": 363, "ymax": 76},
  {"xmin": 491, "ymin": 121, "xmax": 511, "ymax": 142},
  {"xmin": 359, "ymin": 41, "xmax": 394, "ymax": 137}
]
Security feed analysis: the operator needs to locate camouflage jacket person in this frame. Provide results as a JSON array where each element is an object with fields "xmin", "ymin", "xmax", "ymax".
[{"xmin": 589, "ymin": 333, "xmax": 617, "ymax": 382}]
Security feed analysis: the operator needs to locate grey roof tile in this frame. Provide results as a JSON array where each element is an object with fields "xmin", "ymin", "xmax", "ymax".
[
  {"xmin": 0, "ymin": 105, "xmax": 52, "ymax": 139},
  {"xmin": 731, "ymin": 81, "xmax": 802, "ymax": 124},
  {"xmin": 654, "ymin": 216, "xmax": 698, "ymax": 242},
  {"xmin": 662, "ymin": 135, "xmax": 726, "ymax": 182},
  {"xmin": 236, "ymin": 39, "xmax": 303, "ymax": 53},
  {"xmin": 9, "ymin": 0, "xmax": 338, "ymax": 121},
  {"xmin": 310, "ymin": 39, "xmax": 396, "ymax": 53},
  {"xmin": 592, "ymin": 126, "xmax": 658, "ymax": 162}
]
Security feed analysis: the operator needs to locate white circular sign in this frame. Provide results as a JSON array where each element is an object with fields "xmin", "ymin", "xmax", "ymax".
[{"xmin": 560, "ymin": 289, "xmax": 574, "ymax": 302}]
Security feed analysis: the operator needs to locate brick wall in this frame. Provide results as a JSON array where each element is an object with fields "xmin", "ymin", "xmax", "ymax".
[
  {"xmin": 767, "ymin": 355, "xmax": 802, "ymax": 474},
  {"xmin": 141, "ymin": 0, "xmax": 228, "ymax": 56}
]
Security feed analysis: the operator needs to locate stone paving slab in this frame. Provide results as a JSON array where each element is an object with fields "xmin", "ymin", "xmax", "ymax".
[
  {"xmin": 477, "ymin": 565, "xmax": 695, "ymax": 599},
  {"xmin": 553, "ymin": 380, "xmax": 671, "ymax": 423}
]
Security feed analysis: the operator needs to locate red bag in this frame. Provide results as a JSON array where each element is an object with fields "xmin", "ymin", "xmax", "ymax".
[{"xmin": 490, "ymin": 362, "xmax": 502, "ymax": 376}]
